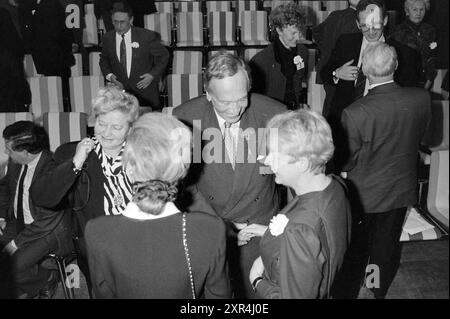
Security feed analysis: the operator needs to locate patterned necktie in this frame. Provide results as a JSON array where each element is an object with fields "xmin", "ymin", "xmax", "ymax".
[
  {"xmin": 223, "ymin": 122, "xmax": 235, "ymax": 170},
  {"xmin": 354, "ymin": 67, "xmax": 367, "ymax": 101},
  {"xmin": 120, "ymin": 34, "xmax": 127, "ymax": 75},
  {"xmin": 16, "ymin": 165, "xmax": 28, "ymax": 233}
]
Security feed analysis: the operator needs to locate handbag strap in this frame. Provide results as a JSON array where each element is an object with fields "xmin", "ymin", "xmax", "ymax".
[{"xmin": 182, "ymin": 213, "xmax": 196, "ymax": 299}]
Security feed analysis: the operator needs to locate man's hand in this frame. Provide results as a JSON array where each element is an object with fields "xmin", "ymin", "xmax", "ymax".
[
  {"xmin": 137, "ymin": 73, "xmax": 154, "ymax": 90},
  {"xmin": 233, "ymin": 222, "xmax": 250, "ymax": 246},
  {"xmin": 249, "ymin": 256, "xmax": 264, "ymax": 284},
  {"xmin": 336, "ymin": 59, "xmax": 359, "ymax": 81},
  {"xmin": 240, "ymin": 223, "xmax": 268, "ymax": 237},
  {"xmin": 109, "ymin": 74, "xmax": 124, "ymax": 90},
  {"xmin": 0, "ymin": 219, "xmax": 6, "ymax": 236},
  {"xmin": 2, "ymin": 240, "xmax": 18, "ymax": 256}
]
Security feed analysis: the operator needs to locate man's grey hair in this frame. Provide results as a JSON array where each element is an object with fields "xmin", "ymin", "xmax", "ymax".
[{"xmin": 362, "ymin": 42, "xmax": 397, "ymax": 78}]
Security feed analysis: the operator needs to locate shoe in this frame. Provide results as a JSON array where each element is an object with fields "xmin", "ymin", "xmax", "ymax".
[{"xmin": 38, "ymin": 272, "xmax": 59, "ymax": 299}]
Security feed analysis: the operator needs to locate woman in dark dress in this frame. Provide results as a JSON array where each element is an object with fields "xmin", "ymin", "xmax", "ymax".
[
  {"xmin": 85, "ymin": 113, "xmax": 231, "ymax": 299},
  {"xmin": 248, "ymin": 109, "xmax": 351, "ymax": 298},
  {"xmin": 249, "ymin": 2, "xmax": 309, "ymax": 110},
  {"xmin": 391, "ymin": 0, "xmax": 437, "ymax": 90}
]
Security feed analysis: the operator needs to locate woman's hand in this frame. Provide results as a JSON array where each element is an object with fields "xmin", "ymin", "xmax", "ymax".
[
  {"xmin": 249, "ymin": 256, "xmax": 265, "ymax": 284},
  {"xmin": 73, "ymin": 138, "xmax": 95, "ymax": 169},
  {"xmin": 241, "ymin": 223, "xmax": 268, "ymax": 237}
]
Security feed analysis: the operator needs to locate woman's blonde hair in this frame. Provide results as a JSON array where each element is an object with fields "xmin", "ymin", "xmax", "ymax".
[
  {"xmin": 266, "ymin": 109, "xmax": 334, "ymax": 174},
  {"xmin": 91, "ymin": 86, "xmax": 140, "ymax": 124},
  {"xmin": 123, "ymin": 113, "xmax": 192, "ymax": 214}
]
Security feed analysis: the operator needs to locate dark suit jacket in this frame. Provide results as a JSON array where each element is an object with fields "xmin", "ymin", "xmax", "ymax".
[
  {"xmin": 30, "ymin": 142, "xmax": 105, "ymax": 242},
  {"xmin": 173, "ymin": 94, "xmax": 286, "ymax": 225},
  {"xmin": 249, "ymin": 42, "xmax": 308, "ymax": 106},
  {"xmin": 99, "ymin": 27, "xmax": 169, "ymax": 108},
  {"xmin": 341, "ymin": 82, "xmax": 431, "ymax": 213},
  {"xmin": 0, "ymin": 150, "xmax": 72, "ymax": 254},
  {"xmin": 321, "ymin": 33, "xmax": 423, "ymax": 118}
]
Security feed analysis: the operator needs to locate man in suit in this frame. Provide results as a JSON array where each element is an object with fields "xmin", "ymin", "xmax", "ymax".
[
  {"xmin": 340, "ymin": 42, "xmax": 431, "ymax": 298},
  {"xmin": 0, "ymin": 121, "xmax": 72, "ymax": 298},
  {"xmin": 174, "ymin": 53, "xmax": 286, "ymax": 298},
  {"xmin": 100, "ymin": 1, "xmax": 169, "ymax": 110},
  {"xmin": 320, "ymin": 0, "xmax": 422, "ymax": 128},
  {"xmin": 313, "ymin": 0, "xmax": 361, "ymax": 117}
]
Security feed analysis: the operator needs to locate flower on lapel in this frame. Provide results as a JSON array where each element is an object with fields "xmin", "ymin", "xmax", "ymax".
[
  {"xmin": 429, "ymin": 42, "xmax": 437, "ymax": 50},
  {"xmin": 131, "ymin": 42, "xmax": 140, "ymax": 48},
  {"xmin": 269, "ymin": 214, "xmax": 289, "ymax": 237},
  {"xmin": 293, "ymin": 55, "xmax": 304, "ymax": 70}
]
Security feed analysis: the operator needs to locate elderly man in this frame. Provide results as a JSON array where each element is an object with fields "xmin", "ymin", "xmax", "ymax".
[
  {"xmin": 340, "ymin": 42, "xmax": 431, "ymax": 299},
  {"xmin": 174, "ymin": 53, "xmax": 286, "ymax": 298},
  {"xmin": 100, "ymin": 1, "xmax": 169, "ymax": 110},
  {"xmin": 321, "ymin": 0, "xmax": 422, "ymax": 129}
]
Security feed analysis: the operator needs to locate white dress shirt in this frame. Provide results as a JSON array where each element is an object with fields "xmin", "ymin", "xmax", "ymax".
[{"xmin": 214, "ymin": 110, "xmax": 241, "ymax": 152}]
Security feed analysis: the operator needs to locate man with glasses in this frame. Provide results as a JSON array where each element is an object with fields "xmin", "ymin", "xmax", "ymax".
[
  {"xmin": 174, "ymin": 53, "xmax": 286, "ymax": 298},
  {"xmin": 320, "ymin": 0, "xmax": 422, "ymax": 144}
]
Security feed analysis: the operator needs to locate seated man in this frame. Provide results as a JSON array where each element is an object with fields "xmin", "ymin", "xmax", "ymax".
[{"xmin": 0, "ymin": 121, "xmax": 72, "ymax": 299}]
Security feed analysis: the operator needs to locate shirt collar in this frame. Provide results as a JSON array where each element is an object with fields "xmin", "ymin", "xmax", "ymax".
[
  {"xmin": 116, "ymin": 29, "xmax": 131, "ymax": 40},
  {"xmin": 26, "ymin": 151, "xmax": 42, "ymax": 170},
  {"xmin": 369, "ymin": 79, "xmax": 394, "ymax": 90},
  {"xmin": 121, "ymin": 201, "xmax": 181, "ymax": 220},
  {"xmin": 213, "ymin": 108, "xmax": 240, "ymax": 132}
]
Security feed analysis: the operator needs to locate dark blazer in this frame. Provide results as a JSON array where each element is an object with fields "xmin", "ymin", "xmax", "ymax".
[
  {"xmin": 30, "ymin": 142, "xmax": 105, "ymax": 242},
  {"xmin": 0, "ymin": 150, "xmax": 72, "ymax": 254},
  {"xmin": 99, "ymin": 27, "xmax": 169, "ymax": 109},
  {"xmin": 249, "ymin": 42, "xmax": 308, "ymax": 106},
  {"xmin": 320, "ymin": 33, "xmax": 423, "ymax": 118},
  {"xmin": 173, "ymin": 94, "xmax": 286, "ymax": 226},
  {"xmin": 341, "ymin": 82, "xmax": 431, "ymax": 213}
]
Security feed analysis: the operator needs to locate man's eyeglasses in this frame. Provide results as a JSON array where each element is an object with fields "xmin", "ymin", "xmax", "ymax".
[
  {"xmin": 210, "ymin": 94, "xmax": 248, "ymax": 108},
  {"xmin": 359, "ymin": 24, "xmax": 383, "ymax": 32}
]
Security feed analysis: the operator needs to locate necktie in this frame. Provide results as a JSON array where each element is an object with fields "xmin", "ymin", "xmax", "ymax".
[
  {"xmin": 16, "ymin": 165, "xmax": 28, "ymax": 233},
  {"xmin": 223, "ymin": 122, "xmax": 235, "ymax": 170},
  {"xmin": 354, "ymin": 68, "xmax": 367, "ymax": 101},
  {"xmin": 120, "ymin": 34, "xmax": 127, "ymax": 75}
]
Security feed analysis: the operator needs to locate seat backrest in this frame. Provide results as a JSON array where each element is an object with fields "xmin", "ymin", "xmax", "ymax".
[
  {"xmin": 208, "ymin": 11, "xmax": 237, "ymax": 46},
  {"xmin": 0, "ymin": 112, "xmax": 34, "ymax": 178},
  {"xmin": 239, "ymin": 11, "xmax": 270, "ymax": 45},
  {"xmin": 209, "ymin": 49, "xmax": 238, "ymax": 60},
  {"xmin": 307, "ymin": 48, "xmax": 317, "ymax": 74},
  {"xmin": 206, "ymin": 1, "xmax": 232, "ymax": 12},
  {"xmin": 42, "ymin": 112, "xmax": 88, "ymax": 152},
  {"xmin": 176, "ymin": 11, "xmax": 204, "ymax": 47},
  {"xmin": 298, "ymin": 0, "xmax": 323, "ymax": 26},
  {"xmin": 324, "ymin": 0, "xmax": 348, "ymax": 11},
  {"xmin": 427, "ymin": 150, "xmax": 449, "ymax": 229},
  {"xmin": 307, "ymin": 71, "xmax": 325, "ymax": 114},
  {"xmin": 422, "ymin": 100, "xmax": 449, "ymax": 151},
  {"xmin": 167, "ymin": 73, "xmax": 203, "ymax": 107},
  {"xmin": 89, "ymin": 51, "xmax": 102, "ymax": 76},
  {"xmin": 176, "ymin": 0, "xmax": 201, "ymax": 12},
  {"xmin": 82, "ymin": 13, "xmax": 99, "ymax": 47},
  {"xmin": 243, "ymin": 47, "xmax": 263, "ymax": 62},
  {"xmin": 431, "ymin": 69, "xmax": 448, "ymax": 100},
  {"xmin": 172, "ymin": 50, "xmax": 203, "ymax": 74},
  {"xmin": 155, "ymin": 1, "xmax": 174, "ymax": 14},
  {"xmin": 69, "ymin": 76, "xmax": 105, "ymax": 114},
  {"xmin": 235, "ymin": 0, "xmax": 258, "ymax": 17},
  {"xmin": 28, "ymin": 76, "xmax": 64, "ymax": 121},
  {"xmin": 24, "ymin": 54, "xmax": 41, "ymax": 78},
  {"xmin": 71, "ymin": 53, "xmax": 83, "ymax": 77},
  {"xmin": 144, "ymin": 13, "xmax": 173, "ymax": 47}
]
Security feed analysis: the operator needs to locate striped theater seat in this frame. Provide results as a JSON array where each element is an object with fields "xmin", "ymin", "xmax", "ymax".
[
  {"xmin": 144, "ymin": 13, "xmax": 173, "ymax": 47},
  {"xmin": 427, "ymin": 150, "xmax": 449, "ymax": 231},
  {"xmin": 155, "ymin": 1, "xmax": 174, "ymax": 14},
  {"xmin": 42, "ymin": 112, "xmax": 88, "ymax": 152},
  {"xmin": 431, "ymin": 69, "xmax": 448, "ymax": 100},
  {"xmin": 97, "ymin": 17, "xmax": 106, "ymax": 35},
  {"xmin": 176, "ymin": 11, "xmax": 204, "ymax": 47},
  {"xmin": 84, "ymin": 3, "xmax": 94, "ymax": 15},
  {"xmin": 324, "ymin": 0, "xmax": 348, "ymax": 11},
  {"xmin": 243, "ymin": 47, "xmax": 263, "ymax": 62},
  {"xmin": 307, "ymin": 48, "xmax": 317, "ymax": 74},
  {"xmin": 71, "ymin": 53, "xmax": 83, "ymax": 77},
  {"xmin": 239, "ymin": 11, "xmax": 270, "ymax": 46},
  {"xmin": 167, "ymin": 74, "xmax": 203, "ymax": 107},
  {"xmin": 208, "ymin": 11, "xmax": 237, "ymax": 46},
  {"xmin": 307, "ymin": 71, "xmax": 325, "ymax": 114},
  {"xmin": 0, "ymin": 112, "xmax": 34, "ymax": 178},
  {"xmin": 172, "ymin": 50, "xmax": 203, "ymax": 74},
  {"xmin": 298, "ymin": 0, "xmax": 323, "ymax": 26},
  {"xmin": 422, "ymin": 100, "xmax": 449, "ymax": 151},
  {"xmin": 400, "ymin": 207, "xmax": 443, "ymax": 242},
  {"xmin": 176, "ymin": 0, "xmax": 201, "ymax": 12},
  {"xmin": 69, "ymin": 76, "xmax": 105, "ymax": 115},
  {"xmin": 83, "ymin": 13, "xmax": 99, "ymax": 47},
  {"xmin": 316, "ymin": 10, "xmax": 331, "ymax": 25},
  {"xmin": 206, "ymin": 1, "xmax": 232, "ymax": 12},
  {"xmin": 209, "ymin": 49, "xmax": 238, "ymax": 60},
  {"xmin": 24, "ymin": 54, "xmax": 41, "ymax": 78},
  {"xmin": 89, "ymin": 51, "xmax": 102, "ymax": 76},
  {"xmin": 235, "ymin": 1, "xmax": 258, "ymax": 26},
  {"xmin": 28, "ymin": 76, "xmax": 64, "ymax": 121}
]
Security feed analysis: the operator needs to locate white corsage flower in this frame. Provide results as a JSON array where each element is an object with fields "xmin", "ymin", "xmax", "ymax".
[
  {"xmin": 269, "ymin": 214, "xmax": 289, "ymax": 236},
  {"xmin": 131, "ymin": 42, "xmax": 140, "ymax": 48},
  {"xmin": 429, "ymin": 42, "xmax": 437, "ymax": 50},
  {"xmin": 293, "ymin": 55, "xmax": 304, "ymax": 70}
]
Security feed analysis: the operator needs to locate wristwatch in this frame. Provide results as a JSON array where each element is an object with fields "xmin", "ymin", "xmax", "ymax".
[
  {"xmin": 72, "ymin": 162, "xmax": 82, "ymax": 175},
  {"xmin": 252, "ymin": 276, "xmax": 263, "ymax": 292},
  {"xmin": 332, "ymin": 70, "xmax": 338, "ymax": 79}
]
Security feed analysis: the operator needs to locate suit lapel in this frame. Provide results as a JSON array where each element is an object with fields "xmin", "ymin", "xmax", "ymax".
[
  {"xmin": 130, "ymin": 27, "xmax": 138, "ymax": 78},
  {"xmin": 28, "ymin": 151, "xmax": 51, "ymax": 218}
]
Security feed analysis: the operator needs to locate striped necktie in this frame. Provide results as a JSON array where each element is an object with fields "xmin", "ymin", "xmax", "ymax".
[
  {"xmin": 223, "ymin": 122, "xmax": 235, "ymax": 170},
  {"xmin": 354, "ymin": 67, "xmax": 366, "ymax": 101},
  {"xmin": 16, "ymin": 165, "xmax": 28, "ymax": 233}
]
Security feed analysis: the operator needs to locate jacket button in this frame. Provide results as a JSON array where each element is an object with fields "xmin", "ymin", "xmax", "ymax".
[
  {"xmin": 208, "ymin": 195, "xmax": 214, "ymax": 200},
  {"xmin": 254, "ymin": 197, "xmax": 260, "ymax": 202}
]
